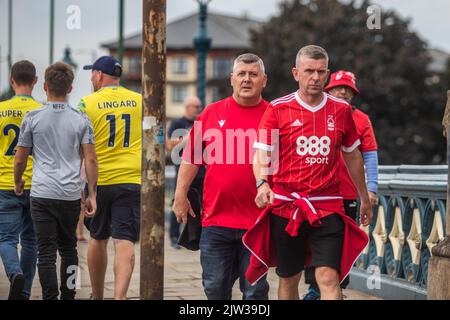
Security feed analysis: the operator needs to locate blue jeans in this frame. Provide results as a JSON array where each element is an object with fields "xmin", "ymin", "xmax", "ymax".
[
  {"xmin": 0, "ymin": 190, "xmax": 37, "ymax": 299},
  {"xmin": 199, "ymin": 226, "xmax": 269, "ymax": 300}
]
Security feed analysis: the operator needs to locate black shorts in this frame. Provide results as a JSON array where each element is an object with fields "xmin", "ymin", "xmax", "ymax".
[
  {"xmin": 270, "ymin": 213, "xmax": 345, "ymax": 278},
  {"xmin": 305, "ymin": 200, "xmax": 358, "ymax": 286},
  {"xmin": 344, "ymin": 199, "xmax": 357, "ymax": 221},
  {"xmin": 85, "ymin": 184, "xmax": 141, "ymax": 242}
]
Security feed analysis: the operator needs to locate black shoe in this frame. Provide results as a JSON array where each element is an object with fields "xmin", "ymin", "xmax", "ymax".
[{"xmin": 8, "ymin": 273, "xmax": 25, "ymax": 300}]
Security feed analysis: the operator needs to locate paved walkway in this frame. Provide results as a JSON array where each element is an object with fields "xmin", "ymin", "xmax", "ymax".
[{"xmin": 0, "ymin": 228, "xmax": 380, "ymax": 300}]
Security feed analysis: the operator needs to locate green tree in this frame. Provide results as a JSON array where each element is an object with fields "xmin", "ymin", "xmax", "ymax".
[{"xmin": 251, "ymin": 0, "xmax": 448, "ymax": 164}]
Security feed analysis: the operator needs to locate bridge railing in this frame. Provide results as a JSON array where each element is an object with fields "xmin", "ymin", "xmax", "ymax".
[{"xmin": 353, "ymin": 165, "xmax": 447, "ymax": 294}]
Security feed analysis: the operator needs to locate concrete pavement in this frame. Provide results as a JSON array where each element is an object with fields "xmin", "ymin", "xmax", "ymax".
[{"xmin": 0, "ymin": 229, "xmax": 381, "ymax": 300}]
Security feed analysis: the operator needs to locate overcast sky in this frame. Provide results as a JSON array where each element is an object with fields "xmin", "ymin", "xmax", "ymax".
[{"xmin": 0, "ymin": 0, "xmax": 449, "ymax": 104}]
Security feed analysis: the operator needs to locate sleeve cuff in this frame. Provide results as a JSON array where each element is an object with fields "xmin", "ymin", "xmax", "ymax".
[
  {"xmin": 181, "ymin": 159, "xmax": 203, "ymax": 167},
  {"xmin": 341, "ymin": 139, "xmax": 361, "ymax": 153},
  {"xmin": 367, "ymin": 182, "xmax": 378, "ymax": 194},
  {"xmin": 253, "ymin": 142, "xmax": 274, "ymax": 152},
  {"xmin": 17, "ymin": 143, "xmax": 32, "ymax": 148}
]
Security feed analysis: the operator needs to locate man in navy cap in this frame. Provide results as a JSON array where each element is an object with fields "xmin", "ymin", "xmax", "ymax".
[
  {"xmin": 78, "ymin": 56, "xmax": 142, "ymax": 300},
  {"xmin": 82, "ymin": 56, "xmax": 123, "ymax": 79}
]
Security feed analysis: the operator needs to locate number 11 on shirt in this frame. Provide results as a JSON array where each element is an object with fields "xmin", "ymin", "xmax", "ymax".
[{"xmin": 106, "ymin": 113, "xmax": 131, "ymax": 148}]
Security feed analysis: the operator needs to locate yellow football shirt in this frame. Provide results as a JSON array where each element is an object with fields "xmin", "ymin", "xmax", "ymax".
[
  {"xmin": 78, "ymin": 86, "xmax": 142, "ymax": 186},
  {"xmin": 0, "ymin": 95, "xmax": 42, "ymax": 190}
]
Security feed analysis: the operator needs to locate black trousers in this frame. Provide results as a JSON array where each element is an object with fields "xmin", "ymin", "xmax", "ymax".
[
  {"xmin": 305, "ymin": 199, "xmax": 358, "ymax": 290},
  {"xmin": 30, "ymin": 197, "xmax": 80, "ymax": 300}
]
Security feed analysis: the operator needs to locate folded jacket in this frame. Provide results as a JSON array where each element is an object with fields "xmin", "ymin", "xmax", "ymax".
[
  {"xmin": 178, "ymin": 187, "xmax": 202, "ymax": 251},
  {"xmin": 242, "ymin": 185, "xmax": 369, "ymax": 285}
]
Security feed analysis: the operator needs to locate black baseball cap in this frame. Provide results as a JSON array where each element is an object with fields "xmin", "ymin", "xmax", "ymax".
[{"xmin": 83, "ymin": 56, "xmax": 122, "ymax": 77}]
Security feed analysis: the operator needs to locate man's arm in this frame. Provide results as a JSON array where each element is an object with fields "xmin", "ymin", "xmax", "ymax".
[
  {"xmin": 359, "ymin": 114, "xmax": 379, "ymax": 206},
  {"xmin": 166, "ymin": 139, "xmax": 179, "ymax": 153},
  {"xmin": 172, "ymin": 161, "xmax": 199, "ymax": 224},
  {"xmin": 81, "ymin": 144, "xmax": 98, "ymax": 216},
  {"xmin": 14, "ymin": 147, "xmax": 31, "ymax": 196},
  {"xmin": 362, "ymin": 150, "xmax": 379, "ymax": 206},
  {"xmin": 253, "ymin": 149, "xmax": 269, "ymax": 181},
  {"xmin": 14, "ymin": 113, "xmax": 33, "ymax": 196},
  {"xmin": 343, "ymin": 148, "xmax": 372, "ymax": 226},
  {"xmin": 252, "ymin": 104, "xmax": 279, "ymax": 208}
]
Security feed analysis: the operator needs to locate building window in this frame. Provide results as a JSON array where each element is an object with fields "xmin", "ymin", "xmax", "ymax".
[
  {"xmin": 123, "ymin": 55, "xmax": 141, "ymax": 74},
  {"xmin": 210, "ymin": 86, "xmax": 229, "ymax": 103},
  {"xmin": 211, "ymin": 87, "xmax": 221, "ymax": 102},
  {"xmin": 172, "ymin": 58, "xmax": 188, "ymax": 74},
  {"xmin": 172, "ymin": 85, "xmax": 188, "ymax": 103},
  {"xmin": 212, "ymin": 57, "xmax": 232, "ymax": 78}
]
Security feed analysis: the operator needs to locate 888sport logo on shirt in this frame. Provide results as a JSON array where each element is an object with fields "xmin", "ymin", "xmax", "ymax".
[{"xmin": 296, "ymin": 135, "xmax": 331, "ymax": 165}]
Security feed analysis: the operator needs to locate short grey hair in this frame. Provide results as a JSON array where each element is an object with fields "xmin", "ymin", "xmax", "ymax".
[
  {"xmin": 233, "ymin": 53, "xmax": 265, "ymax": 75},
  {"xmin": 295, "ymin": 45, "xmax": 329, "ymax": 68}
]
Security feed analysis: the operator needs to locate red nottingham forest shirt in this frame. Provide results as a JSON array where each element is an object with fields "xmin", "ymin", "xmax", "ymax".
[
  {"xmin": 182, "ymin": 96, "xmax": 269, "ymax": 229},
  {"xmin": 255, "ymin": 92, "xmax": 360, "ymax": 202}
]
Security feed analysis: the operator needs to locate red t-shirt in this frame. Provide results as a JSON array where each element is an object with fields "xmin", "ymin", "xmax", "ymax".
[
  {"xmin": 182, "ymin": 96, "xmax": 269, "ymax": 229},
  {"xmin": 256, "ymin": 91, "xmax": 360, "ymax": 200},
  {"xmin": 339, "ymin": 108, "xmax": 378, "ymax": 199}
]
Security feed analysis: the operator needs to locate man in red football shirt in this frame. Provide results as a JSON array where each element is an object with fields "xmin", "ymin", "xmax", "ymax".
[
  {"xmin": 251, "ymin": 45, "xmax": 372, "ymax": 300},
  {"xmin": 172, "ymin": 53, "xmax": 270, "ymax": 300},
  {"xmin": 303, "ymin": 70, "xmax": 379, "ymax": 300}
]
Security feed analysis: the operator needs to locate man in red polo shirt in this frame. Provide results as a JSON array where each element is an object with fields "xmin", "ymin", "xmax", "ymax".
[
  {"xmin": 303, "ymin": 70, "xmax": 379, "ymax": 300},
  {"xmin": 249, "ymin": 45, "xmax": 372, "ymax": 300},
  {"xmin": 172, "ymin": 53, "xmax": 270, "ymax": 300}
]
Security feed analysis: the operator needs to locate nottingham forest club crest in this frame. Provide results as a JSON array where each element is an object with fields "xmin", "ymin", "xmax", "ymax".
[{"xmin": 327, "ymin": 115, "xmax": 335, "ymax": 131}]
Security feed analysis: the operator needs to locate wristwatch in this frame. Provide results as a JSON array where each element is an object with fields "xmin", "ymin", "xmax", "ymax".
[{"xmin": 256, "ymin": 179, "xmax": 267, "ymax": 189}]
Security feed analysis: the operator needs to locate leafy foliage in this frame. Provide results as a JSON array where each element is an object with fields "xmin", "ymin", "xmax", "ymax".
[{"xmin": 251, "ymin": 0, "xmax": 448, "ymax": 164}]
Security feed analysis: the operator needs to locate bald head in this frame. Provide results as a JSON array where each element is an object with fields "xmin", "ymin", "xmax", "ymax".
[
  {"xmin": 90, "ymin": 70, "xmax": 120, "ymax": 91},
  {"xmin": 184, "ymin": 96, "xmax": 201, "ymax": 120}
]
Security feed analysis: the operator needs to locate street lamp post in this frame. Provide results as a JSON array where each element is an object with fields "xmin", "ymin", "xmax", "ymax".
[
  {"xmin": 193, "ymin": 0, "xmax": 212, "ymax": 109},
  {"xmin": 8, "ymin": 0, "xmax": 12, "ymax": 72},
  {"xmin": 49, "ymin": 0, "xmax": 55, "ymax": 64},
  {"xmin": 118, "ymin": 0, "xmax": 125, "ymax": 66},
  {"xmin": 118, "ymin": 0, "xmax": 125, "ymax": 86},
  {"xmin": 62, "ymin": 46, "xmax": 78, "ymax": 70}
]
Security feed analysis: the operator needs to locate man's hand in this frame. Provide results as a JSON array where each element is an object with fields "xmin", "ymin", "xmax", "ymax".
[
  {"xmin": 368, "ymin": 191, "xmax": 378, "ymax": 207},
  {"xmin": 359, "ymin": 200, "xmax": 373, "ymax": 227},
  {"xmin": 173, "ymin": 195, "xmax": 195, "ymax": 224},
  {"xmin": 255, "ymin": 183, "xmax": 274, "ymax": 208},
  {"xmin": 84, "ymin": 194, "xmax": 97, "ymax": 217},
  {"xmin": 14, "ymin": 179, "xmax": 25, "ymax": 196}
]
